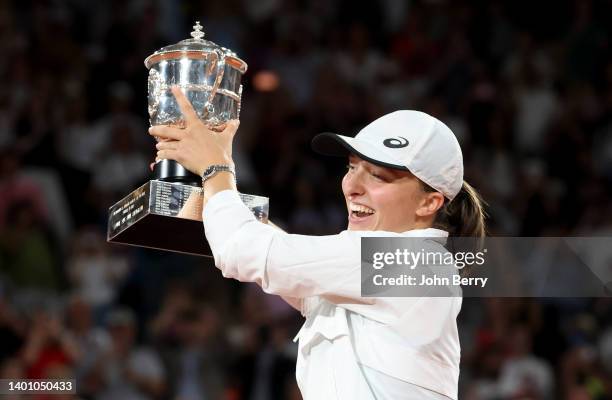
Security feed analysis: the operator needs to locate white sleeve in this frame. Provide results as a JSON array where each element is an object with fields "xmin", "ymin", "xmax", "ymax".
[{"xmin": 203, "ymin": 190, "xmax": 368, "ymax": 303}]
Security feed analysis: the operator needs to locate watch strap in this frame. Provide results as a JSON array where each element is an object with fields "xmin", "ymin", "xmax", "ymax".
[{"xmin": 201, "ymin": 164, "xmax": 236, "ymax": 185}]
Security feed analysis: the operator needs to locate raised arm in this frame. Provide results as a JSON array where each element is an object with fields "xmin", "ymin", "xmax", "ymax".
[
  {"xmin": 265, "ymin": 219, "xmax": 304, "ymax": 313},
  {"xmin": 203, "ymin": 190, "xmax": 367, "ymax": 302}
]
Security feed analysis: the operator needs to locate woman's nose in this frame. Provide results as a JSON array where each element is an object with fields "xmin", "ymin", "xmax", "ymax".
[{"xmin": 343, "ymin": 169, "xmax": 365, "ymax": 196}]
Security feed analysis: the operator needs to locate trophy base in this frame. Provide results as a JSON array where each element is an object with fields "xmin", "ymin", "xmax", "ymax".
[
  {"xmin": 153, "ymin": 159, "xmax": 201, "ymax": 185},
  {"xmin": 107, "ymin": 180, "xmax": 269, "ymax": 256}
]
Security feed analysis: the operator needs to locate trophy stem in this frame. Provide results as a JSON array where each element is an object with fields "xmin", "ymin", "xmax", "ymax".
[{"xmin": 153, "ymin": 159, "xmax": 201, "ymax": 186}]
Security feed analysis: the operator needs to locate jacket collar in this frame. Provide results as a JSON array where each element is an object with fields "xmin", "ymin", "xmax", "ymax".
[{"xmin": 401, "ymin": 227, "xmax": 449, "ymax": 245}]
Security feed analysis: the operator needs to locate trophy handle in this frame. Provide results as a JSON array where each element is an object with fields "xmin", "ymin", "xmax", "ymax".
[
  {"xmin": 148, "ymin": 68, "xmax": 162, "ymax": 122},
  {"xmin": 204, "ymin": 49, "xmax": 226, "ymax": 119},
  {"xmin": 237, "ymin": 84, "xmax": 243, "ymax": 118}
]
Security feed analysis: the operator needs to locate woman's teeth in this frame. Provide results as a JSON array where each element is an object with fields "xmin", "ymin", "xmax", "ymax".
[{"xmin": 350, "ymin": 203, "xmax": 375, "ymax": 217}]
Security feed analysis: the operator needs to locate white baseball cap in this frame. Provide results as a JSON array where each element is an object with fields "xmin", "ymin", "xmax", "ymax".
[{"xmin": 312, "ymin": 110, "xmax": 464, "ymax": 201}]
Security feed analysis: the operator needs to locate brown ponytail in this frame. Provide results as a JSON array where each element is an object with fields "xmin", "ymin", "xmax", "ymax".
[
  {"xmin": 432, "ymin": 181, "xmax": 487, "ymax": 239},
  {"xmin": 422, "ymin": 181, "xmax": 487, "ymax": 275},
  {"xmin": 424, "ymin": 180, "xmax": 486, "ymax": 235}
]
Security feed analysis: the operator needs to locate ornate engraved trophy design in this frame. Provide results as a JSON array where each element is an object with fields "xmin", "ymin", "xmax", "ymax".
[{"xmin": 107, "ymin": 22, "xmax": 269, "ymax": 256}]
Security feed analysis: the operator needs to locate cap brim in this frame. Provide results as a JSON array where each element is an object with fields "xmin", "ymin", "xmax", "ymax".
[{"xmin": 311, "ymin": 132, "xmax": 409, "ymax": 171}]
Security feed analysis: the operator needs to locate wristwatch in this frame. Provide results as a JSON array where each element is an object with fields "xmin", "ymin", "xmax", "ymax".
[{"xmin": 201, "ymin": 164, "xmax": 236, "ymax": 186}]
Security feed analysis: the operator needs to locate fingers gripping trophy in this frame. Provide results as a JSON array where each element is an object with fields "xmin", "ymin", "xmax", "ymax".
[{"xmin": 107, "ymin": 22, "xmax": 269, "ymax": 256}]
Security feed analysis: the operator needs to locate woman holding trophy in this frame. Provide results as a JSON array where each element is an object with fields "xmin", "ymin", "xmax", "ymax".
[{"xmin": 151, "ymin": 83, "xmax": 486, "ymax": 399}]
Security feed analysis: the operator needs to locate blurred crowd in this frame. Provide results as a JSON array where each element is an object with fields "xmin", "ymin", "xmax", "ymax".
[{"xmin": 1, "ymin": 0, "xmax": 612, "ymax": 399}]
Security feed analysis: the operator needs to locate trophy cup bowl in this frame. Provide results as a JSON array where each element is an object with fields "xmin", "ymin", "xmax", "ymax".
[
  {"xmin": 146, "ymin": 21, "xmax": 245, "ymax": 184},
  {"xmin": 107, "ymin": 22, "xmax": 269, "ymax": 256}
]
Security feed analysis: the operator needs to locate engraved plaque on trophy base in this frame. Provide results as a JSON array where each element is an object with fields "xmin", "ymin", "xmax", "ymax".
[{"xmin": 107, "ymin": 180, "xmax": 269, "ymax": 256}]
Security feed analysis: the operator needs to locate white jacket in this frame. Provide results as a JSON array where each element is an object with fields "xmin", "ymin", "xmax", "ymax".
[{"xmin": 204, "ymin": 190, "xmax": 461, "ymax": 399}]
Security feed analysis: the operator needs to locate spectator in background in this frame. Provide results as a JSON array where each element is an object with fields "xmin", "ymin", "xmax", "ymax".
[
  {"xmin": 0, "ymin": 89, "xmax": 18, "ymax": 150},
  {"xmin": 43, "ymin": 363, "xmax": 84, "ymax": 400},
  {"xmin": 0, "ymin": 284, "xmax": 25, "ymax": 364},
  {"xmin": 21, "ymin": 309, "xmax": 80, "ymax": 380},
  {"xmin": 92, "ymin": 308, "xmax": 166, "ymax": 400},
  {"xmin": 335, "ymin": 23, "xmax": 396, "ymax": 90},
  {"xmin": 89, "ymin": 82, "xmax": 149, "ymax": 197},
  {"xmin": 56, "ymin": 91, "xmax": 107, "ymax": 179},
  {"xmin": 288, "ymin": 178, "xmax": 326, "ymax": 234},
  {"xmin": 493, "ymin": 324, "xmax": 554, "ymax": 399},
  {"xmin": 511, "ymin": 59, "xmax": 558, "ymax": 156},
  {"xmin": 230, "ymin": 320, "xmax": 299, "ymax": 400},
  {"xmin": 0, "ymin": 151, "xmax": 48, "ymax": 230},
  {"xmin": 63, "ymin": 294, "xmax": 112, "ymax": 397},
  {"xmin": 151, "ymin": 281, "xmax": 237, "ymax": 400},
  {"xmin": 225, "ymin": 283, "xmax": 300, "ymax": 400},
  {"xmin": 599, "ymin": 327, "xmax": 612, "ymax": 392},
  {"xmin": 465, "ymin": 315, "xmax": 555, "ymax": 399},
  {"xmin": 267, "ymin": 8, "xmax": 323, "ymax": 108},
  {"xmin": 94, "ymin": 82, "xmax": 148, "ymax": 154},
  {"xmin": 92, "ymin": 121, "xmax": 149, "ymax": 195},
  {"xmin": 66, "ymin": 228, "xmax": 130, "ymax": 324},
  {"xmin": 160, "ymin": 303, "xmax": 226, "ymax": 400},
  {"xmin": 0, "ymin": 200, "xmax": 59, "ymax": 291},
  {"xmin": 561, "ymin": 345, "xmax": 607, "ymax": 400},
  {"xmin": 0, "ymin": 357, "xmax": 26, "ymax": 400}
]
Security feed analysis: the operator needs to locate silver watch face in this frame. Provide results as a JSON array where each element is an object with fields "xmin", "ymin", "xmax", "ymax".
[
  {"xmin": 202, "ymin": 165, "xmax": 234, "ymax": 181},
  {"xmin": 203, "ymin": 166, "xmax": 216, "ymax": 179}
]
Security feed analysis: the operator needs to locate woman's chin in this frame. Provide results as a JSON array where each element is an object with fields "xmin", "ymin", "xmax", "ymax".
[{"xmin": 347, "ymin": 213, "xmax": 376, "ymax": 231}]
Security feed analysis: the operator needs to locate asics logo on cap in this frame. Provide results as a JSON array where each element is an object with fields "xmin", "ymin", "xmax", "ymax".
[{"xmin": 383, "ymin": 136, "xmax": 409, "ymax": 149}]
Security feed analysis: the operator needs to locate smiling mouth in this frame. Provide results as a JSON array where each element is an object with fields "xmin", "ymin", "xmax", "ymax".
[{"xmin": 349, "ymin": 203, "xmax": 376, "ymax": 219}]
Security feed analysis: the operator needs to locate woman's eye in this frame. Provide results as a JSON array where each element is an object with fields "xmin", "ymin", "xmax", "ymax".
[
  {"xmin": 347, "ymin": 164, "xmax": 355, "ymax": 171},
  {"xmin": 371, "ymin": 172, "xmax": 387, "ymax": 181}
]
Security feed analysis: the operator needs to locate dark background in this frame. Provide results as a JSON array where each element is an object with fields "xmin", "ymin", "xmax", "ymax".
[{"xmin": 1, "ymin": 0, "xmax": 611, "ymax": 399}]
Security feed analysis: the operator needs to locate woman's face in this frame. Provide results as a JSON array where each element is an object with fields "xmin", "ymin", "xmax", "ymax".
[{"xmin": 342, "ymin": 155, "xmax": 440, "ymax": 232}]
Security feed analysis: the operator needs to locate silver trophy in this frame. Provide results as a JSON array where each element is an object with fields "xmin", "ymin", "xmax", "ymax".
[{"xmin": 107, "ymin": 22, "xmax": 269, "ymax": 256}]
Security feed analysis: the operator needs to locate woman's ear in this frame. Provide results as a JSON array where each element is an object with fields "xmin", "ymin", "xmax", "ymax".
[{"xmin": 415, "ymin": 191, "xmax": 445, "ymax": 217}]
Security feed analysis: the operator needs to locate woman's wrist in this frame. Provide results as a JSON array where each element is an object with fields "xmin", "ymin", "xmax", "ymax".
[
  {"xmin": 197, "ymin": 152, "xmax": 233, "ymax": 177},
  {"xmin": 202, "ymin": 170, "xmax": 237, "ymax": 203}
]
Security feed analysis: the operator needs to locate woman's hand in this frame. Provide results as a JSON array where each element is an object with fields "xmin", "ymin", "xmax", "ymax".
[{"xmin": 149, "ymin": 86, "xmax": 239, "ymax": 177}]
